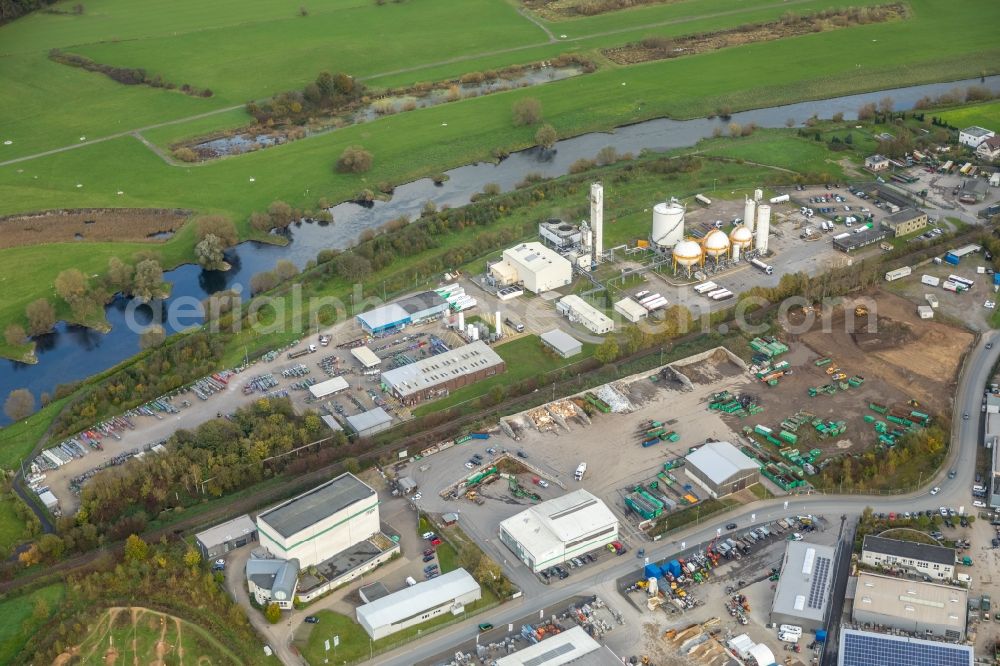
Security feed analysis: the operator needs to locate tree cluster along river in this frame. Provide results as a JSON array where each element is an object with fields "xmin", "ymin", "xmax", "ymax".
[{"xmin": 2, "ymin": 76, "xmax": 998, "ymax": 425}]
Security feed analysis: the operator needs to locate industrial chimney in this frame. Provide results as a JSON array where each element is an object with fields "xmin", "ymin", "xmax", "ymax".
[
  {"xmin": 744, "ymin": 197, "xmax": 756, "ymax": 233},
  {"xmin": 591, "ymin": 182, "xmax": 603, "ymax": 263}
]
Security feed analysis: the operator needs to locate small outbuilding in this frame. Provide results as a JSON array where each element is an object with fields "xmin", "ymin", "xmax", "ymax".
[
  {"xmin": 685, "ymin": 441, "xmax": 760, "ymax": 498},
  {"xmin": 865, "ymin": 154, "xmax": 891, "ymax": 172},
  {"xmin": 320, "ymin": 414, "xmax": 344, "ymax": 432},
  {"xmin": 195, "ymin": 514, "xmax": 258, "ymax": 560},
  {"xmin": 345, "ymin": 407, "xmax": 393, "ymax": 438},
  {"xmin": 38, "ymin": 490, "xmax": 59, "ymax": 512},
  {"xmin": 351, "ymin": 346, "xmax": 382, "ymax": 368},
  {"xmin": 540, "ymin": 329, "xmax": 582, "ymax": 358},
  {"xmin": 356, "ymin": 568, "xmax": 481, "ymax": 639},
  {"xmin": 614, "ymin": 297, "xmax": 648, "ymax": 323},
  {"xmin": 309, "ymin": 376, "xmax": 349, "ymax": 400}
]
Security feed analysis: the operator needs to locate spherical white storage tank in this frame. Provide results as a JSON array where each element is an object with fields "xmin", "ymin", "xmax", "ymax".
[
  {"xmin": 743, "ymin": 198, "xmax": 756, "ymax": 232},
  {"xmin": 729, "ymin": 224, "xmax": 753, "ymax": 249},
  {"xmin": 756, "ymin": 204, "xmax": 771, "ymax": 253},
  {"xmin": 672, "ymin": 239, "xmax": 702, "ymax": 267},
  {"xmin": 652, "ymin": 201, "xmax": 685, "ymax": 249},
  {"xmin": 701, "ymin": 229, "xmax": 731, "ymax": 260}
]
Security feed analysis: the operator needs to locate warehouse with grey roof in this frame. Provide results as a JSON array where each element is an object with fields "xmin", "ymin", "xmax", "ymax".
[
  {"xmin": 684, "ymin": 441, "xmax": 760, "ymax": 498},
  {"xmin": 380, "ymin": 340, "xmax": 505, "ymax": 405},
  {"xmin": 770, "ymin": 540, "xmax": 837, "ymax": 632}
]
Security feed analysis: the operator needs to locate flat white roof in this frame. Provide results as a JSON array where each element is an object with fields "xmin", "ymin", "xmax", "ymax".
[
  {"xmin": 853, "ymin": 573, "xmax": 967, "ymax": 632},
  {"xmin": 38, "ymin": 490, "xmax": 58, "ymax": 509},
  {"xmin": 351, "ymin": 346, "xmax": 382, "ymax": 367},
  {"xmin": 495, "ymin": 626, "xmax": 601, "ymax": 666},
  {"xmin": 962, "ymin": 126, "xmax": 994, "ymax": 138},
  {"xmin": 345, "ymin": 407, "xmax": 392, "ymax": 433},
  {"xmin": 504, "ymin": 242, "xmax": 571, "ymax": 273},
  {"xmin": 686, "ymin": 441, "xmax": 758, "ymax": 485},
  {"xmin": 559, "ymin": 295, "xmax": 614, "ymax": 329},
  {"xmin": 309, "ymin": 376, "xmax": 349, "ymax": 399},
  {"xmin": 356, "ymin": 568, "xmax": 480, "ymax": 629},
  {"xmin": 196, "ymin": 514, "xmax": 256, "ymax": 549},
  {"xmin": 614, "ymin": 297, "xmax": 648, "ymax": 320},
  {"xmin": 771, "ymin": 540, "xmax": 837, "ymax": 623},
  {"xmin": 500, "ymin": 489, "xmax": 617, "ymax": 557}
]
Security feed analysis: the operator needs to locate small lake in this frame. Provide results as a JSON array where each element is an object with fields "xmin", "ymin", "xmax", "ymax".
[{"xmin": 2, "ymin": 75, "xmax": 998, "ymax": 425}]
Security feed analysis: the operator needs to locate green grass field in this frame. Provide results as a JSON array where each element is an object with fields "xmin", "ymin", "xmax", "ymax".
[
  {"xmin": 0, "ymin": 583, "xmax": 64, "ymax": 665},
  {"xmin": 939, "ymin": 100, "xmax": 1000, "ymax": 131},
  {"xmin": 0, "ymin": 493, "xmax": 30, "ymax": 553},
  {"xmin": 0, "ymin": 0, "xmax": 997, "ymax": 346},
  {"xmin": 413, "ymin": 334, "xmax": 595, "ymax": 417},
  {"xmin": 70, "ymin": 606, "xmax": 244, "ymax": 665}
]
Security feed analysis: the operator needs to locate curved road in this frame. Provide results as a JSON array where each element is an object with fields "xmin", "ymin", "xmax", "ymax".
[{"xmin": 374, "ymin": 331, "xmax": 1000, "ymax": 666}]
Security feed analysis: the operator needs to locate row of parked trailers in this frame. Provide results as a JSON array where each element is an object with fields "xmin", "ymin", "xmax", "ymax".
[
  {"xmin": 692, "ymin": 282, "xmax": 734, "ymax": 301},
  {"xmin": 633, "ymin": 290, "xmax": 668, "ymax": 311}
]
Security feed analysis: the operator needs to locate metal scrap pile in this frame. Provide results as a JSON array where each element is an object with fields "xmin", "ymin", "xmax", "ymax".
[{"xmin": 597, "ymin": 384, "xmax": 633, "ymax": 413}]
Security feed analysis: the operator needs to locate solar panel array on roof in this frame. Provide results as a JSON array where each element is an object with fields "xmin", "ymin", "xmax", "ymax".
[
  {"xmin": 808, "ymin": 555, "xmax": 831, "ymax": 609},
  {"xmin": 840, "ymin": 629, "xmax": 972, "ymax": 666}
]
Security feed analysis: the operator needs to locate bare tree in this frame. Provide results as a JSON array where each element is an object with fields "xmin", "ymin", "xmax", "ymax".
[
  {"xmin": 195, "ymin": 215, "xmax": 238, "ymax": 246},
  {"xmin": 512, "ymin": 98, "xmax": 543, "ymax": 126},
  {"xmin": 132, "ymin": 259, "xmax": 164, "ymax": 303},
  {"xmin": 4, "ymin": 324, "xmax": 26, "ymax": 347},
  {"xmin": 535, "ymin": 124, "xmax": 557, "ymax": 150},
  {"xmin": 107, "ymin": 256, "xmax": 134, "ymax": 292},
  {"xmin": 54, "ymin": 268, "xmax": 88, "ymax": 308},
  {"xmin": 139, "ymin": 325, "xmax": 166, "ymax": 350},
  {"xmin": 275, "ymin": 259, "xmax": 299, "ymax": 282},
  {"xmin": 335, "ymin": 146, "xmax": 373, "ymax": 173},
  {"xmin": 195, "ymin": 234, "xmax": 229, "ymax": 271},
  {"xmin": 25, "ymin": 298, "xmax": 56, "ymax": 336},
  {"xmin": 4, "ymin": 388, "xmax": 35, "ymax": 421},
  {"xmin": 878, "ymin": 96, "xmax": 894, "ymax": 114}
]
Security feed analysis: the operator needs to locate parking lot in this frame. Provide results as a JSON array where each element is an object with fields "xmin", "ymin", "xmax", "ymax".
[{"xmin": 886, "ymin": 251, "xmax": 998, "ymax": 331}]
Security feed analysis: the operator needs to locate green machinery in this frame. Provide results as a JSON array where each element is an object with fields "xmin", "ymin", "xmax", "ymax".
[
  {"xmin": 709, "ymin": 390, "xmax": 763, "ymax": 418},
  {"xmin": 466, "ymin": 466, "xmax": 498, "ymax": 487},
  {"xmin": 507, "ymin": 476, "xmax": 541, "ymax": 502},
  {"xmin": 750, "ymin": 337, "xmax": 789, "ymax": 358},
  {"xmin": 585, "ymin": 392, "xmax": 611, "ymax": 413}
]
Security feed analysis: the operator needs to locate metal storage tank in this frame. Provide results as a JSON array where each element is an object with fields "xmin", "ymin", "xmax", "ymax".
[
  {"xmin": 671, "ymin": 239, "xmax": 703, "ymax": 269},
  {"xmin": 652, "ymin": 200, "xmax": 685, "ymax": 249},
  {"xmin": 756, "ymin": 204, "xmax": 771, "ymax": 253},
  {"xmin": 729, "ymin": 225, "xmax": 753, "ymax": 261},
  {"xmin": 701, "ymin": 229, "xmax": 731, "ymax": 262},
  {"xmin": 743, "ymin": 197, "xmax": 756, "ymax": 232}
]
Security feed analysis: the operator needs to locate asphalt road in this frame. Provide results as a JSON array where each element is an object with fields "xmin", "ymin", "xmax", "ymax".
[{"xmin": 375, "ymin": 331, "xmax": 999, "ymax": 666}]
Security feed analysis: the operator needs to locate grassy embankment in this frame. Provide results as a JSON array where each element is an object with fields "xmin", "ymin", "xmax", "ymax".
[
  {"xmin": 0, "ymin": 583, "xmax": 64, "ymax": 664},
  {"xmin": 0, "ymin": 0, "xmax": 997, "ymax": 344},
  {"xmin": 938, "ymin": 99, "xmax": 1000, "ymax": 129}
]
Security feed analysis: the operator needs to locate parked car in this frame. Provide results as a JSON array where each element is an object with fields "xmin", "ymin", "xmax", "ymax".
[
  {"xmin": 431, "ymin": 538, "xmax": 442, "ymax": 546},
  {"xmin": 726, "ymin": 523, "xmax": 738, "ymax": 530},
  {"xmin": 212, "ymin": 559, "xmax": 225, "ymax": 572},
  {"xmin": 422, "ymin": 532, "xmax": 436, "ymax": 540},
  {"xmin": 423, "ymin": 554, "xmax": 435, "ymax": 562},
  {"xmin": 478, "ymin": 623, "xmax": 494, "ymax": 632},
  {"xmin": 930, "ymin": 487, "xmax": 940, "ymax": 495},
  {"xmin": 948, "ymin": 469, "xmax": 957, "ymax": 479},
  {"xmin": 423, "ymin": 548, "xmax": 435, "ymax": 557},
  {"xmin": 304, "ymin": 616, "xmax": 319, "ymax": 624}
]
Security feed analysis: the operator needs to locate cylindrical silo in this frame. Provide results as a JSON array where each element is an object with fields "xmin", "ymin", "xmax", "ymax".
[
  {"xmin": 754, "ymin": 188, "xmax": 763, "ymax": 202},
  {"xmin": 652, "ymin": 200, "xmax": 685, "ymax": 249},
  {"xmin": 458, "ymin": 311, "xmax": 465, "ymax": 331},
  {"xmin": 495, "ymin": 311, "xmax": 502, "ymax": 336},
  {"xmin": 756, "ymin": 204, "xmax": 771, "ymax": 253},
  {"xmin": 744, "ymin": 197, "xmax": 756, "ymax": 232}
]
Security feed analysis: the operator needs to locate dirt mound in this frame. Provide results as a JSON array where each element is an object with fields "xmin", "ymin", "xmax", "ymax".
[
  {"xmin": 673, "ymin": 348, "xmax": 743, "ymax": 384},
  {"xmin": 851, "ymin": 315, "xmax": 918, "ymax": 351}
]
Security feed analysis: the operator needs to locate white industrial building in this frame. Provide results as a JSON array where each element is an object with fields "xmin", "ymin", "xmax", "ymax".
[
  {"xmin": 345, "ymin": 407, "xmax": 392, "ymax": 438},
  {"xmin": 351, "ymin": 346, "xmax": 381, "ymax": 368},
  {"xmin": 490, "ymin": 242, "xmax": 573, "ymax": 294},
  {"xmin": 959, "ymin": 126, "xmax": 995, "ymax": 148},
  {"xmin": 356, "ymin": 568, "xmax": 481, "ymax": 639},
  {"xmin": 852, "ymin": 572, "xmax": 967, "ymax": 640},
  {"xmin": 308, "ymin": 376, "xmax": 349, "ymax": 400},
  {"xmin": 499, "ymin": 489, "xmax": 618, "ymax": 572},
  {"xmin": 685, "ymin": 441, "xmax": 760, "ymax": 498},
  {"xmin": 770, "ymin": 540, "xmax": 836, "ymax": 632},
  {"xmin": 556, "ymin": 295, "xmax": 614, "ymax": 335},
  {"xmin": 614, "ymin": 297, "xmax": 648, "ymax": 323},
  {"xmin": 256, "ymin": 473, "xmax": 380, "ymax": 568},
  {"xmin": 861, "ymin": 535, "xmax": 955, "ymax": 581},
  {"xmin": 727, "ymin": 634, "xmax": 776, "ymax": 666},
  {"xmin": 495, "ymin": 626, "xmax": 620, "ymax": 666},
  {"xmin": 540, "ymin": 329, "xmax": 582, "ymax": 358}
]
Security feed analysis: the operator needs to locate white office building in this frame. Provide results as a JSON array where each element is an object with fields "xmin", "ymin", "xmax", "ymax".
[{"xmin": 556, "ymin": 295, "xmax": 614, "ymax": 335}]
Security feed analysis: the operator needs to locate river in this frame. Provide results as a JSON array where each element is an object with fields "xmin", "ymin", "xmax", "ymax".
[{"xmin": 2, "ymin": 76, "xmax": 998, "ymax": 425}]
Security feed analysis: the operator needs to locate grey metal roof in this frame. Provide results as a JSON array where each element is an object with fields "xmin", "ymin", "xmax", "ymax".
[
  {"xmin": 357, "ymin": 568, "xmax": 480, "ymax": 629},
  {"xmin": 396, "ymin": 291, "xmax": 447, "ymax": 315},
  {"xmin": 345, "ymin": 407, "xmax": 392, "ymax": 433},
  {"xmin": 962, "ymin": 126, "xmax": 993, "ymax": 138},
  {"xmin": 862, "ymin": 535, "xmax": 955, "ymax": 566},
  {"xmin": 257, "ymin": 473, "xmax": 376, "ymax": 538},
  {"xmin": 686, "ymin": 441, "xmax": 758, "ymax": 486},
  {"xmin": 833, "ymin": 226, "xmax": 888, "ymax": 252},
  {"xmin": 196, "ymin": 514, "xmax": 256, "ymax": 549},
  {"xmin": 357, "ymin": 304, "xmax": 410, "ymax": 331},
  {"xmin": 882, "ymin": 208, "xmax": 925, "ymax": 226},
  {"xmin": 771, "ymin": 540, "xmax": 837, "ymax": 623},
  {"xmin": 381, "ymin": 341, "xmax": 504, "ymax": 398},
  {"xmin": 839, "ymin": 629, "xmax": 973, "ymax": 666},
  {"xmin": 320, "ymin": 414, "xmax": 344, "ymax": 431},
  {"xmin": 273, "ymin": 558, "xmax": 299, "ymax": 599},
  {"xmin": 540, "ymin": 329, "xmax": 582, "ymax": 355},
  {"xmin": 359, "ymin": 581, "xmax": 391, "ymax": 603}
]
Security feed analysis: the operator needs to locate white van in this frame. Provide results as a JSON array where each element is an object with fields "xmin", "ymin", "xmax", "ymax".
[
  {"xmin": 574, "ymin": 462, "xmax": 587, "ymax": 481},
  {"xmin": 779, "ymin": 625, "xmax": 803, "ymax": 637}
]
